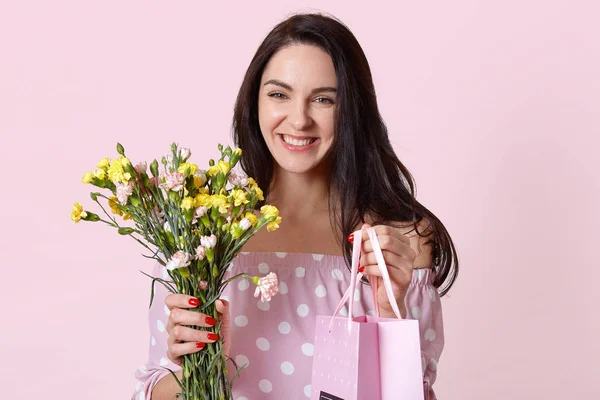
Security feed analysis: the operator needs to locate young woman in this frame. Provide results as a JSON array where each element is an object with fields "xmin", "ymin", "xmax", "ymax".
[{"xmin": 134, "ymin": 13, "xmax": 458, "ymax": 400}]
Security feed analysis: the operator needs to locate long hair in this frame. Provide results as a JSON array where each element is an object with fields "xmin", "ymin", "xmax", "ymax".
[{"xmin": 232, "ymin": 13, "xmax": 458, "ymax": 295}]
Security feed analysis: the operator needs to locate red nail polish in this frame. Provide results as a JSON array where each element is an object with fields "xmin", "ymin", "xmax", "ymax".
[
  {"xmin": 205, "ymin": 316, "xmax": 217, "ymax": 326},
  {"xmin": 196, "ymin": 342, "xmax": 205, "ymax": 349},
  {"xmin": 207, "ymin": 333, "xmax": 219, "ymax": 341},
  {"xmin": 347, "ymin": 233, "xmax": 354, "ymax": 243},
  {"xmin": 188, "ymin": 298, "xmax": 200, "ymax": 307},
  {"xmin": 359, "ymin": 266, "xmax": 365, "ymax": 273}
]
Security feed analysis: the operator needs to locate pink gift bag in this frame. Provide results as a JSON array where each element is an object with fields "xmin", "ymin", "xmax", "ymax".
[{"xmin": 311, "ymin": 227, "xmax": 424, "ymax": 400}]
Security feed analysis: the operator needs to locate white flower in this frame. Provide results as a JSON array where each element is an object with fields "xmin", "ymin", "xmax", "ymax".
[
  {"xmin": 239, "ymin": 218, "xmax": 252, "ymax": 231},
  {"xmin": 180, "ymin": 148, "xmax": 192, "ymax": 161},
  {"xmin": 228, "ymin": 170, "xmax": 249, "ymax": 187},
  {"xmin": 200, "ymin": 234, "xmax": 217, "ymax": 249},
  {"xmin": 166, "ymin": 251, "xmax": 191, "ymax": 271},
  {"xmin": 163, "ymin": 221, "xmax": 172, "ymax": 233},
  {"xmin": 194, "ymin": 245, "xmax": 206, "ymax": 260},
  {"xmin": 254, "ymin": 272, "xmax": 279, "ymax": 302}
]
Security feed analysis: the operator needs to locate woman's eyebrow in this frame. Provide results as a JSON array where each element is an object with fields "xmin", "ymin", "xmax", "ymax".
[{"xmin": 263, "ymin": 79, "xmax": 337, "ymax": 94}]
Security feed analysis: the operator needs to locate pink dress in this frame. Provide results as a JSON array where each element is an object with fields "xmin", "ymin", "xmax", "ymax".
[{"xmin": 132, "ymin": 252, "xmax": 444, "ymax": 400}]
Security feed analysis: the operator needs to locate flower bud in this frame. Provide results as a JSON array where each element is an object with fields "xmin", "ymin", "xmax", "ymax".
[{"xmin": 117, "ymin": 143, "xmax": 125, "ymax": 156}]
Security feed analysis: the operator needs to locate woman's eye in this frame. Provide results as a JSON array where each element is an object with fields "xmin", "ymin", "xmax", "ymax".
[
  {"xmin": 268, "ymin": 92, "xmax": 287, "ymax": 99},
  {"xmin": 314, "ymin": 97, "xmax": 334, "ymax": 105}
]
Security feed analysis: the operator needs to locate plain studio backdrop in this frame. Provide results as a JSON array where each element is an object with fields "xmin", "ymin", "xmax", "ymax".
[{"xmin": 0, "ymin": 1, "xmax": 598, "ymax": 399}]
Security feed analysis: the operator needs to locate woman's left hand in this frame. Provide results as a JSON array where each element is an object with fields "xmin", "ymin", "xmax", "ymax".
[{"xmin": 355, "ymin": 223, "xmax": 418, "ymax": 319}]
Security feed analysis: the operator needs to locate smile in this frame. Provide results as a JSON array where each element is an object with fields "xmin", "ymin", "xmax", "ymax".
[{"xmin": 280, "ymin": 134, "xmax": 317, "ymax": 147}]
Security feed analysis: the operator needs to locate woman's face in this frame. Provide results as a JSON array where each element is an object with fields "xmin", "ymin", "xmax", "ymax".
[{"xmin": 258, "ymin": 44, "xmax": 337, "ymax": 175}]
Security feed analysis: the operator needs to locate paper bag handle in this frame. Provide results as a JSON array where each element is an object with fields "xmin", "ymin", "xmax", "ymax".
[{"xmin": 329, "ymin": 226, "xmax": 404, "ymax": 331}]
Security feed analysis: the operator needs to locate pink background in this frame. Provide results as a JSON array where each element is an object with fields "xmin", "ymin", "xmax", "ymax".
[{"xmin": 1, "ymin": 1, "xmax": 598, "ymax": 399}]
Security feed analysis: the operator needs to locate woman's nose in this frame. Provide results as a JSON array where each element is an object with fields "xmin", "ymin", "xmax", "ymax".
[{"xmin": 288, "ymin": 102, "xmax": 313, "ymax": 131}]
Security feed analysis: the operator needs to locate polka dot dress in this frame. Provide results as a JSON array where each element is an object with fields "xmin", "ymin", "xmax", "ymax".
[{"xmin": 132, "ymin": 252, "xmax": 443, "ymax": 400}]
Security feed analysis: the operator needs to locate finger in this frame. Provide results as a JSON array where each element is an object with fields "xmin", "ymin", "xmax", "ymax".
[
  {"xmin": 169, "ymin": 324, "xmax": 220, "ymax": 344},
  {"xmin": 167, "ymin": 341, "xmax": 206, "ymax": 364},
  {"xmin": 360, "ymin": 251, "xmax": 411, "ymax": 273},
  {"xmin": 361, "ymin": 235, "xmax": 414, "ymax": 259},
  {"xmin": 166, "ymin": 308, "xmax": 217, "ymax": 332},
  {"xmin": 360, "ymin": 224, "xmax": 410, "ymax": 245},
  {"xmin": 165, "ymin": 293, "xmax": 201, "ymax": 311},
  {"xmin": 216, "ymin": 299, "xmax": 229, "ymax": 315}
]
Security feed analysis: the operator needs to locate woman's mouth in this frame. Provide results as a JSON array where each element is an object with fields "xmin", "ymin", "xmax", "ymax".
[{"xmin": 278, "ymin": 134, "xmax": 319, "ymax": 151}]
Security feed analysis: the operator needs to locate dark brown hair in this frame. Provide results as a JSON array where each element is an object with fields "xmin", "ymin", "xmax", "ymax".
[{"xmin": 232, "ymin": 13, "xmax": 458, "ymax": 295}]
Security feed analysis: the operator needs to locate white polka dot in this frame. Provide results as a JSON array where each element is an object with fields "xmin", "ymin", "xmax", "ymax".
[
  {"xmin": 315, "ymin": 285, "xmax": 327, "ymax": 297},
  {"xmin": 366, "ymin": 310, "xmax": 376, "ymax": 316},
  {"xmin": 275, "ymin": 252, "xmax": 287, "ymax": 258},
  {"xmin": 304, "ymin": 384, "xmax": 312, "ymax": 397},
  {"xmin": 279, "ymin": 281, "xmax": 288, "ymax": 294},
  {"xmin": 332, "ymin": 269, "xmax": 344, "ymax": 280},
  {"xmin": 164, "ymin": 305, "xmax": 171, "ymax": 316},
  {"xmin": 157, "ymin": 320, "xmax": 165, "ymax": 332},
  {"xmin": 138, "ymin": 364, "xmax": 148, "ymax": 373},
  {"xmin": 235, "ymin": 315, "xmax": 249, "ymax": 327},
  {"xmin": 160, "ymin": 357, "xmax": 169, "ymax": 367},
  {"xmin": 235, "ymin": 354, "xmax": 249, "ymax": 368},
  {"xmin": 354, "ymin": 288, "xmax": 361, "ymax": 302},
  {"xmin": 312, "ymin": 254, "xmax": 324, "ymax": 261},
  {"xmin": 256, "ymin": 337, "xmax": 271, "ymax": 351},
  {"xmin": 278, "ymin": 321, "xmax": 291, "ymax": 334},
  {"xmin": 297, "ymin": 304, "xmax": 309, "ymax": 317},
  {"xmin": 220, "ymin": 295, "xmax": 230, "ymax": 302},
  {"xmin": 238, "ymin": 279, "xmax": 249, "ymax": 291},
  {"xmin": 259, "ymin": 379, "xmax": 273, "ymax": 392},
  {"xmin": 281, "ymin": 361, "xmax": 295, "ymax": 375},
  {"xmin": 151, "ymin": 336, "xmax": 156, "ymax": 346},
  {"xmin": 412, "ymin": 306, "xmax": 421, "ymax": 319},
  {"xmin": 301, "ymin": 343, "xmax": 314, "ymax": 356},
  {"xmin": 238, "ymin": 397, "xmax": 249, "ymax": 400},
  {"xmin": 339, "ymin": 306, "xmax": 348, "ymax": 317},
  {"xmin": 258, "ymin": 262, "xmax": 269, "ymax": 274},
  {"xmin": 257, "ymin": 300, "xmax": 271, "ymax": 311},
  {"xmin": 161, "ymin": 267, "xmax": 169, "ymax": 280},
  {"xmin": 424, "ymin": 328, "xmax": 437, "ymax": 341},
  {"xmin": 138, "ymin": 391, "xmax": 145, "ymax": 400},
  {"xmin": 296, "ymin": 267, "xmax": 306, "ymax": 277},
  {"xmin": 428, "ymin": 358, "xmax": 438, "ymax": 371}
]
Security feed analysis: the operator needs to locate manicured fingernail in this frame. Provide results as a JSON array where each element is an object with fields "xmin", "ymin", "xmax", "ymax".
[
  {"xmin": 196, "ymin": 342, "xmax": 205, "ymax": 349},
  {"xmin": 347, "ymin": 233, "xmax": 354, "ymax": 243},
  {"xmin": 359, "ymin": 266, "xmax": 365, "ymax": 273},
  {"xmin": 205, "ymin": 316, "xmax": 217, "ymax": 326},
  {"xmin": 207, "ymin": 333, "xmax": 219, "ymax": 341},
  {"xmin": 188, "ymin": 298, "xmax": 200, "ymax": 307}
]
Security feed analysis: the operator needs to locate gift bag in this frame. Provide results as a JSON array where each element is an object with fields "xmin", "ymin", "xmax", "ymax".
[{"xmin": 311, "ymin": 227, "xmax": 424, "ymax": 400}]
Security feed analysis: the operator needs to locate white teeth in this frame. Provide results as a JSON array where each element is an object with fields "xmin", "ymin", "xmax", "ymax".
[{"xmin": 282, "ymin": 135, "xmax": 314, "ymax": 147}]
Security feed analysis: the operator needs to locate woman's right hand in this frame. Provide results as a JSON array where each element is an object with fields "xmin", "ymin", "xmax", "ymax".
[{"xmin": 165, "ymin": 293, "xmax": 230, "ymax": 366}]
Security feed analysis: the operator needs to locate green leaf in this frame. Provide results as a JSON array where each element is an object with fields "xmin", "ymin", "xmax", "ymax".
[
  {"xmin": 118, "ymin": 227, "xmax": 135, "ymax": 235},
  {"xmin": 116, "ymin": 142, "xmax": 125, "ymax": 156}
]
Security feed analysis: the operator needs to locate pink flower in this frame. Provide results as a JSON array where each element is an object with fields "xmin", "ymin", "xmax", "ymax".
[
  {"xmin": 160, "ymin": 171, "xmax": 185, "ymax": 192},
  {"xmin": 254, "ymin": 272, "xmax": 279, "ymax": 302},
  {"xmin": 228, "ymin": 170, "xmax": 249, "ymax": 187},
  {"xmin": 194, "ymin": 245, "xmax": 206, "ymax": 260},
  {"xmin": 200, "ymin": 234, "xmax": 217, "ymax": 249},
  {"xmin": 116, "ymin": 181, "xmax": 135, "ymax": 206},
  {"xmin": 152, "ymin": 206, "xmax": 165, "ymax": 224},
  {"xmin": 134, "ymin": 162, "xmax": 147, "ymax": 174},
  {"xmin": 239, "ymin": 218, "xmax": 252, "ymax": 231},
  {"xmin": 199, "ymin": 280, "xmax": 208, "ymax": 290},
  {"xmin": 166, "ymin": 250, "xmax": 191, "ymax": 271},
  {"xmin": 192, "ymin": 206, "xmax": 207, "ymax": 224}
]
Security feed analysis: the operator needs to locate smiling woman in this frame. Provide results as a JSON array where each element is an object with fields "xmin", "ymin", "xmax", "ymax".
[{"xmin": 136, "ymin": 12, "xmax": 458, "ymax": 400}]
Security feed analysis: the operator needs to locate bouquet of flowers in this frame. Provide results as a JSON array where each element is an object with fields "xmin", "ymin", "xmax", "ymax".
[{"xmin": 71, "ymin": 142, "xmax": 281, "ymax": 400}]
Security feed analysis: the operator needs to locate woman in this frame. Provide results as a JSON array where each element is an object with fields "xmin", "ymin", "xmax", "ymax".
[{"xmin": 134, "ymin": 13, "xmax": 458, "ymax": 400}]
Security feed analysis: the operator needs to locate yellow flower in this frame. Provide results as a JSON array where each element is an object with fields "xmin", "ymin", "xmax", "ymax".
[
  {"xmin": 231, "ymin": 189, "xmax": 249, "ymax": 207},
  {"xmin": 123, "ymin": 213, "xmax": 133, "ymax": 221},
  {"xmin": 233, "ymin": 148, "xmax": 242, "ymax": 156},
  {"xmin": 194, "ymin": 193, "xmax": 210, "ymax": 207},
  {"xmin": 247, "ymin": 177, "xmax": 258, "ymax": 188},
  {"xmin": 108, "ymin": 196, "xmax": 123, "ymax": 216},
  {"xmin": 121, "ymin": 157, "xmax": 131, "ymax": 167},
  {"xmin": 82, "ymin": 172, "xmax": 93, "ymax": 184},
  {"xmin": 97, "ymin": 158, "xmax": 110, "ymax": 169},
  {"xmin": 193, "ymin": 172, "xmax": 207, "ymax": 188},
  {"xmin": 197, "ymin": 187, "xmax": 209, "ymax": 194},
  {"xmin": 208, "ymin": 194, "xmax": 230, "ymax": 214},
  {"xmin": 267, "ymin": 216, "xmax": 282, "ymax": 232},
  {"xmin": 254, "ymin": 186, "xmax": 264, "ymax": 201},
  {"xmin": 260, "ymin": 205, "xmax": 279, "ymax": 220},
  {"xmin": 178, "ymin": 162, "xmax": 199, "ymax": 176},
  {"xmin": 108, "ymin": 157, "xmax": 132, "ymax": 184},
  {"xmin": 94, "ymin": 168, "xmax": 106, "ymax": 180},
  {"xmin": 71, "ymin": 202, "xmax": 88, "ymax": 223},
  {"xmin": 245, "ymin": 212, "xmax": 258, "ymax": 226},
  {"xmin": 208, "ymin": 160, "xmax": 230, "ymax": 177},
  {"xmin": 181, "ymin": 196, "xmax": 195, "ymax": 210}
]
